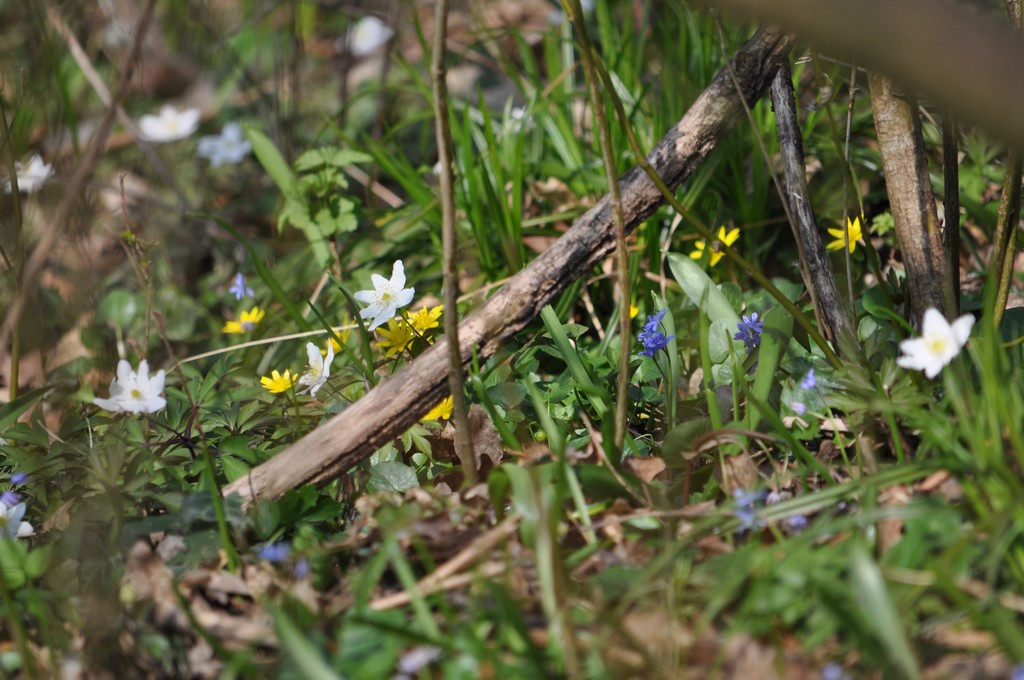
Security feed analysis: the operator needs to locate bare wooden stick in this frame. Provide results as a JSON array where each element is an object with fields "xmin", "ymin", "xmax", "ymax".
[
  {"xmin": 223, "ymin": 27, "xmax": 795, "ymax": 506},
  {"xmin": 869, "ymin": 73, "xmax": 955, "ymax": 321},
  {"xmin": 769, "ymin": 62, "xmax": 856, "ymax": 351},
  {"xmin": 430, "ymin": 0, "xmax": 475, "ymax": 482}
]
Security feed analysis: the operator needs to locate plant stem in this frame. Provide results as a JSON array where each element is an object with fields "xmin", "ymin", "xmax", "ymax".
[
  {"xmin": 430, "ymin": 0, "xmax": 476, "ymax": 484},
  {"xmin": 564, "ymin": 0, "xmax": 633, "ymax": 454}
]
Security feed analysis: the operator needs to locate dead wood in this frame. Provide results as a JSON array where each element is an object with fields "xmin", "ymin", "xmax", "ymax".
[
  {"xmin": 708, "ymin": 0, "xmax": 1024, "ymax": 153},
  {"xmin": 869, "ymin": 73, "xmax": 955, "ymax": 321},
  {"xmin": 222, "ymin": 27, "xmax": 796, "ymax": 506},
  {"xmin": 769, "ymin": 62, "xmax": 856, "ymax": 352}
]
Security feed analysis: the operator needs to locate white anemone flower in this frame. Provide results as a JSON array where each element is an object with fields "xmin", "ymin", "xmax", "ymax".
[
  {"xmin": 0, "ymin": 500, "xmax": 33, "ymax": 539},
  {"xmin": 298, "ymin": 341, "xmax": 335, "ymax": 397},
  {"xmin": 197, "ymin": 122, "xmax": 252, "ymax": 167},
  {"xmin": 347, "ymin": 16, "xmax": 394, "ymax": 57},
  {"xmin": 94, "ymin": 359, "xmax": 167, "ymax": 414},
  {"xmin": 896, "ymin": 307, "xmax": 974, "ymax": 379},
  {"xmin": 4, "ymin": 154, "xmax": 53, "ymax": 193},
  {"xmin": 138, "ymin": 105, "xmax": 201, "ymax": 143},
  {"xmin": 353, "ymin": 260, "xmax": 415, "ymax": 331}
]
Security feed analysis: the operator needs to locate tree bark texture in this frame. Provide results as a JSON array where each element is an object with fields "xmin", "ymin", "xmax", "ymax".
[
  {"xmin": 769, "ymin": 63, "xmax": 856, "ymax": 351},
  {"xmin": 707, "ymin": 0, "xmax": 1024, "ymax": 153},
  {"xmin": 869, "ymin": 73, "xmax": 954, "ymax": 321},
  {"xmin": 222, "ymin": 28, "xmax": 796, "ymax": 506}
]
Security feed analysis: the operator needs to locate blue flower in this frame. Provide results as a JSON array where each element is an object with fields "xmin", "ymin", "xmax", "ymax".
[
  {"xmin": 1011, "ymin": 663, "xmax": 1024, "ymax": 680},
  {"xmin": 733, "ymin": 488, "xmax": 763, "ymax": 532},
  {"xmin": 791, "ymin": 401, "xmax": 807, "ymax": 416},
  {"xmin": 0, "ymin": 490, "xmax": 18, "ymax": 506},
  {"xmin": 734, "ymin": 312, "xmax": 763, "ymax": 351},
  {"xmin": 783, "ymin": 514, "xmax": 809, "ymax": 533},
  {"xmin": 800, "ymin": 368, "xmax": 816, "ymax": 390},
  {"xmin": 638, "ymin": 309, "xmax": 674, "ymax": 358},
  {"xmin": 294, "ymin": 557, "xmax": 310, "ymax": 578},
  {"xmin": 229, "ymin": 272, "xmax": 254, "ymax": 301},
  {"xmin": 257, "ymin": 542, "xmax": 291, "ymax": 562},
  {"xmin": 10, "ymin": 473, "xmax": 27, "ymax": 486},
  {"xmin": 820, "ymin": 663, "xmax": 851, "ymax": 680}
]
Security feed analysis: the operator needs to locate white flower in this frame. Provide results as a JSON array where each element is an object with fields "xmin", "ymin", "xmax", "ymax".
[
  {"xmin": 298, "ymin": 341, "xmax": 334, "ymax": 397},
  {"xmin": 138, "ymin": 105, "xmax": 201, "ymax": 143},
  {"xmin": 4, "ymin": 154, "xmax": 53, "ymax": 193},
  {"xmin": 197, "ymin": 122, "xmax": 252, "ymax": 167},
  {"xmin": 347, "ymin": 16, "xmax": 394, "ymax": 57},
  {"xmin": 0, "ymin": 500, "xmax": 33, "ymax": 539},
  {"xmin": 353, "ymin": 260, "xmax": 415, "ymax": 331},
  {"xmin": 896, "ymin": 307, "xmax": 974, "ymax": 378},
  {"xmin": 94, "ymin": 359, "xmax": 167, "ymax": 414}
]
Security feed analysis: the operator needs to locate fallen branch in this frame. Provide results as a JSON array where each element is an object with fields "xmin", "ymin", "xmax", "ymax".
[{"xmin": 224, "ymin": 27, "xmax": 796, "ymax": 506}]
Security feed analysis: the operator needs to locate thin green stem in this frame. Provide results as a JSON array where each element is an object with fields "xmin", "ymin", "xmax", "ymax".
[{"xmin": 564, "ymin": 0, "xmax": 632, "ymax": 454}]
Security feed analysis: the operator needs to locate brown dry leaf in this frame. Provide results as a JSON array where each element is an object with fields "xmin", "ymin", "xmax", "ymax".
[
  {"xmin": 722, "ymin": 633, "xmax": 779, "ymax": 680},
  {"xmin": 715, "ymin": 452, "xmax": 761, "ymax": 493},
  {"xmin": 121, "ymin": 541, "xmax": 189, "ymax": 630},
  {"xmin": 625, "ymin": 456, "xmax": 666, "ymax": 483},
  {"xmin": 916, "ymin": 469, "xmax": 965, "ymax": 502},
  {"xmin": 877, "ymin": 484, "xmax": 911, "ymax": 554}
]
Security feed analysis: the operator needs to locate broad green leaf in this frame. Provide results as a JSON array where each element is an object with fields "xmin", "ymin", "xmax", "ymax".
[
  {"xmin": 850, "ymin": 545, "xmax": 919, "ymax": 679},
  {"xmin": 367, "ymin": 461, "xmax": 419, "ymax": 493},
  {"xmin": 667, "ymin": 252, "xmax": 741, "ymax": 327},
  {"xmin": 245, "ymin": 127, "xmax": 297, "ymax": 196}
]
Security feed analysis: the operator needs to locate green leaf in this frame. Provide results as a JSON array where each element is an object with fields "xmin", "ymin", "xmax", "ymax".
[
  {"xmin": 245, "ymin": 127, "xmax": 297, "ymax": 196},
  {"xmin": 667, "ymin": 252, "xmax": 741, "ymax": 327},
  {"xmin": 267, "ymin": 602, "xmax": 342, "ymax": 680},
  {"xmin": 0, "ymin": 386, "xmax": 53, "ymax": 432},
  {"xmin": 367, "ymin": 461, "xmax": 419, "ymax": 493},
  {"xmin": 849, "ymin": 544, "xmax": 919, "ymax": 679},
  {"xmin": 295, "ymin": 146, "xmax": 372, "ymax": 171},
  {"xmin": 661, "ymin": 417, "xmax": 712, "ymax": 467}
]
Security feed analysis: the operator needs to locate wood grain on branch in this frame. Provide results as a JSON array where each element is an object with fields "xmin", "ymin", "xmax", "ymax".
[
  {"xmin": 769, "ymin": 63, "xmax": 856, "ymax": 351},
  {"xmin": 869, "ymin": 73, "xmax": 954, "ymax": 320},
  {"xmin": 708, "ymin": 0, "xmax": 1024, "ymax": 153},
  {"xmin": 223, "ymin": 27, "xmax": 796, "ymax": 506}
]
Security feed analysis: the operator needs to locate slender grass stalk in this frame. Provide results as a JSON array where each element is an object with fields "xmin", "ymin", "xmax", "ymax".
[
  {"xmin": 564, "ymin": 0, "xmax": 633, "ymax": 455},
  {"xmin": 0, "ymin": 94, "xmax": 24, "ymax": 401},
  {"xmin": 430, "ymin": 0, "xmax": 476, "ymax": 484}
]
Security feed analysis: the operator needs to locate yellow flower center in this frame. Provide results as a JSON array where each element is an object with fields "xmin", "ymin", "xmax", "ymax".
[
  {"xmin": 131, "ymin": 388, "xmax": 142, "ymax": 399},
  {"xmin": 925, "ymin": 335, "xmax": 949, "ymax": 356}
]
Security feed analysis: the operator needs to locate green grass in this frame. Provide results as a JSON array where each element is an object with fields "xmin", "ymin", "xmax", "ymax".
[{"xmin": 0, "ymin": 1, "xmax": 1022, "ymax": 678}]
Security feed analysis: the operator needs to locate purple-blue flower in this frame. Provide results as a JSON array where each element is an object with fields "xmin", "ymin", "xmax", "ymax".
[
  {"xmin": 800, "ymin": 368, "xmax": 816, "ymax": 390},
  {"xmin": 294, "ymin": 557, "xmax": 310, "ymax": 578},
  {"xmin": 733, "ymin": 488, "xmax": 763, "ymax": 532},
  {"xmin": 257, "ymin": 541, "xmax": 291, "ymax": 562},
  {"xmin": 10, "ymin": 473, "xmax": 28, "ymax": 486},
  {"xmin": 820, "ymin": 662, "xmax": 850, "ymax": 680},
  {"xmin": 734, "ymin": 312, "xmax": 763, "ymax": 352},
  {"xmin": 638, "ymin": 309, "xmax": 674, "ymax": 358},
  {"xmin": 0, "ymin": 490, "xmax": 19, "ymax": 506},
  {"xmin": 1011, "ymin": 663, "xmax": 1024, "ymax": 680},
  {"xmin": 229, "ymin": 272, "xmax": 254, "ymax": 301}
]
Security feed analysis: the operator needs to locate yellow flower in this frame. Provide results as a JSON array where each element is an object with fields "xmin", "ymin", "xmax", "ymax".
[
  {"xmin": 408, "ymin": 305, "xmax": 443, "ymax": 334},
  {"xmin": 376, "ymin": 318, "xmax": 416, "ymax": 357},
  {"xmin": 629, "ymin": 304, "xmax": 639, "ymax": 319},
  {"xmin": 223, "ymin": 306, "xmax": 266, "ymax": 334},
  {"xmin": 322, "ymin": 337, "xmax": 342, "ymax": 357},
  {"xmin": 422, "ymin": 396, "xmax": 453, "ymax": 421},
  {"xmin": 260, "ymin": 369, "xmax": 294, "ymax": 394},
  {"xmin": 690, "ymin": 226, "xmax": 740, "ymax": 267},
  {"xmin": 826, "ymin": 217, "xmax": 863, "ymax": 254}
]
